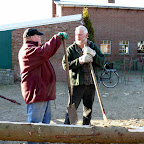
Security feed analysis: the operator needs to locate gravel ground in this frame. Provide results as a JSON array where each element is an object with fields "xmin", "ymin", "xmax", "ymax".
[{"xmin": 0, "ymin": 70, "xmax": 144, "ymax": 144}]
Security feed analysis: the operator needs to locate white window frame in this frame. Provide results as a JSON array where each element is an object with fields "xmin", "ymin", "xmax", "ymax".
[
  {"xmin": 119, "ymin": 40, "xmax": 129, "ymax": 54},
  {"xmin": 100, "ymin": 40, "xmax": 111, "ymax": 54},
  {"xmin": 137, "ymin": 41, "xmax": 144, "ymax": 53}
]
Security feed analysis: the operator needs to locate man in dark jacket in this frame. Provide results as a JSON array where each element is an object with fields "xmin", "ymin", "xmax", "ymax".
[
  {"xmin": 18, "ymin": 28, "xmax": 68, "ymax": 144},
  {"xmin": 62, "ymin": 25, "xmax": 105, "ymax": 125}
]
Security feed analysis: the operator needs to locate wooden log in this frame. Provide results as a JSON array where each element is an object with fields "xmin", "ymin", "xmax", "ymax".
[{"xmin": 0, "ymin": 121, "xmax": 144, "ymax": 143}]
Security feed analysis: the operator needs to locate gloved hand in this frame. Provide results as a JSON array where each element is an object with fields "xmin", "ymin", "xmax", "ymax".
[
  {"xmin": 57, "ymin": 32, "xmax": 68, "ymax": 40},
  {"xmin": 79, "ymin": 54, "xmax": 93, "ymax": 64},
  {"xmin": 83, "ymin": 46, "xmax": 96, "ymax": 57}
]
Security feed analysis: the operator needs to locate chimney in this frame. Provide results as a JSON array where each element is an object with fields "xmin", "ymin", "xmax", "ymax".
[{"xmin": 108, "ymin": 0, "xmax": 115, "ymax": 3}]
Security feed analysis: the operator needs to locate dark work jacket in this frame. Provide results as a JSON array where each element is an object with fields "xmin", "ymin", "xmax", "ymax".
[
  {"xmin": 62, "ymin": 41, "xmax": 105, "ymax": 86},
  {"xmin": 18, "ymin": 35, "xmax": 61, "ymax": 104}
]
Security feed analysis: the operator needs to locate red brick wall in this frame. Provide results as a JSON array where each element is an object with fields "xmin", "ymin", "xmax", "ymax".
[
  {"xmin": 61, "ymin": 7, "xmax": 144, "ymax": 61},
  {"xmin": 11, "ymin": 21, "xmax": 81, "ymax": 82}
]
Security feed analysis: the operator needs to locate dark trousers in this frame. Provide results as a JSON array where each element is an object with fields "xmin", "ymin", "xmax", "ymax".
[{"xmin": 64, "ymin": 84, "xmax": 95, "ymax": 125}]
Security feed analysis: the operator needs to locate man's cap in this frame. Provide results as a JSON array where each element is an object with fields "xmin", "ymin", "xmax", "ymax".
[{"xmin": 23, "ymin": 28, "xmax": 44, "ymax": 38}]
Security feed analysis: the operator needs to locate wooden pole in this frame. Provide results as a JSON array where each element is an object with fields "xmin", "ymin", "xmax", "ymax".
[
  {"xmin": 89, "ymin": 63, "xmax": 108, "ymax": 121},
  {"xmin": 0, "ymin": 121, "xmax": 144, "ymax": 143},
  {"xmin": 0, "ymin": 95, "xmax": 21, "ymax": 105},
  {"xmin": 63, "ymin": 38, "xmax": 78, "ymax": 124}
]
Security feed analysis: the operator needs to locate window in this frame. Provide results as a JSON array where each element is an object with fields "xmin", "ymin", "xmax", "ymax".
[
  {"xmin": 137, "ymin": 41, "xmax": 144, "ymax": 53},
  {"xmin": 119, "ymin": 40, "xmax": 129, "ymax": 54},
  {"xmin": 100, "ymin": 40, "xmax": 111, "ymax": 54}
]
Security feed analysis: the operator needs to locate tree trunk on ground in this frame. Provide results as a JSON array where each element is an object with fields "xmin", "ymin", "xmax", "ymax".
[{"xmin": 0, "ymin": 121, "xmax": 144, "ymax": 143}]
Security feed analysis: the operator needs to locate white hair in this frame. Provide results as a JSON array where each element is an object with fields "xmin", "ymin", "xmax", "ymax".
[{"xmin": 75, "ymin": 25, "xmax": 88, "ymax": 35}]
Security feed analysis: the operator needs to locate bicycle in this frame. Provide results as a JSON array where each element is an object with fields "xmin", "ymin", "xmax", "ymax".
[{"xmin": 99, "ymin": 62, "xmax": 119, "ymax": 88}]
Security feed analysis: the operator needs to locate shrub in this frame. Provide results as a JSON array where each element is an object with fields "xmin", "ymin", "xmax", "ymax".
[{"xmin": 83, "ymin": 7, "xmax": 95, "ymax": 43}]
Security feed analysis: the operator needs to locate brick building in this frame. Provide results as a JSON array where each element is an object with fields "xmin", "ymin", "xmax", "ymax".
[
  {"xmin": 1, "ymin": 0, "xmax": 144, "ymax": 83},
  {"xmin": 53, "ymin": 0, "xmax": 144, "ymax": 63},
  {"xmin": 0, "ymin": 14, "xmax": 82, "ymax": 83}
]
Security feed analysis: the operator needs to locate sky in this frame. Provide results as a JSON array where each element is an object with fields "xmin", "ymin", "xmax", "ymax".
[
  {"xmin": 1, "ymin": 0, "xmax": 144, "ymax": 26},
  {"xmin": 0, "ymin": 0, "xmax": 52, "ymax": 26}
]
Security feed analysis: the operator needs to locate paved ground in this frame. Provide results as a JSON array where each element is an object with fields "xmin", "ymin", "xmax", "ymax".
[{"xmin": 0, "ymin": 70, "xmax": 144, "ymax": 144}]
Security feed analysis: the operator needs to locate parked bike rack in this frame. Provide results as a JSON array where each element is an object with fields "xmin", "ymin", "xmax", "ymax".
[{"xmin": 121, "ymin": 55, "xmax": 133, "ymax": 85}]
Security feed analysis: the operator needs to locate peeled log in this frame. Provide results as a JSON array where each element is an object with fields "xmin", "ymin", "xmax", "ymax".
[{"xmin": 0, "ymin": 121, "xmax": 144, "ymax": 143}]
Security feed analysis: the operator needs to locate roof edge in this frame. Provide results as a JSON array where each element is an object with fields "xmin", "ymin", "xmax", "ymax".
[
  {"xmin": 0, "ymin": 14, "xmax": 82, "ymax": 31},
  {"xmin": 54, "ymin": 1, "xmax": 144, "ymax": 10}
]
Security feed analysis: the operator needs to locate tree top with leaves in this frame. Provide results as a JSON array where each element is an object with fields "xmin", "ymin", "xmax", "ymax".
[{"xmin": 83, "ymin": 7, "xmax": 95, "ymax": 43}]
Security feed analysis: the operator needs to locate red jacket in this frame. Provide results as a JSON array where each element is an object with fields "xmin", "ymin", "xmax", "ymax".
[{"xmin": 18, "ymin": 35, "xmax": 61, "ymax": 104}]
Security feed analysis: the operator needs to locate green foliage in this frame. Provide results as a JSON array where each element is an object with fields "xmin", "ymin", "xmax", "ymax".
[{"xmin": 83, "ymin": 7, "xmax": 95, "ymax": 43}]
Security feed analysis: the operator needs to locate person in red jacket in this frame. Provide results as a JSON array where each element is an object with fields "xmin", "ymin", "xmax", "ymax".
[{"xmin": 18, "ymin": 28, "xmax": 68, "ymax": 144}]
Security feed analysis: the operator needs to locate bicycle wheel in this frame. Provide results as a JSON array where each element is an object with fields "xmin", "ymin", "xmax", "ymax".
[{"xmin": 101, "ymin": 71, "xmax": 119, "ymax": 88}]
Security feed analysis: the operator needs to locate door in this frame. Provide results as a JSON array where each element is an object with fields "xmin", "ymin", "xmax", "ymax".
[{"xmin": 0, "ymin": 30, "xmax": 12, "ymax": 69}]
